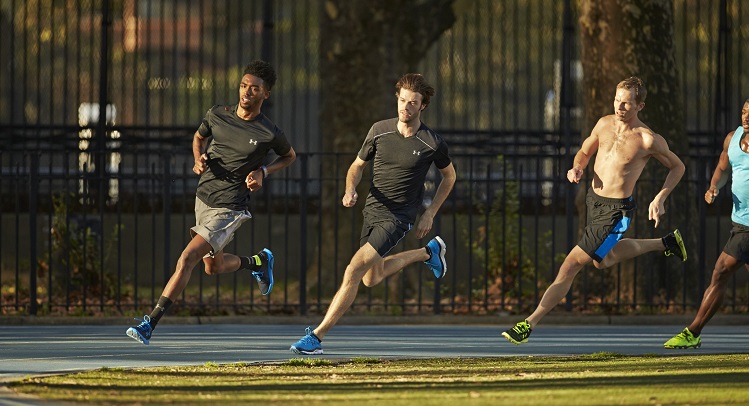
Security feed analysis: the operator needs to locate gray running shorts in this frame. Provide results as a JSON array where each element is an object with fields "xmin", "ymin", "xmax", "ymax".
[{"xmin": 190, "ymin": 197, "xmax": 252, "ymax": 257}]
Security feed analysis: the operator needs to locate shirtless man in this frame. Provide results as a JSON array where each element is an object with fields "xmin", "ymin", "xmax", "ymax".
[{"xmin": 502, "ymin": 76, "xmax": 688, "ymax": 344}]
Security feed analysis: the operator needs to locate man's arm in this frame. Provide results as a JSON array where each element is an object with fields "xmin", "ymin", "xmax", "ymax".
[
  {"xmin": 246, "ymin": 147, "xmax": 297, "ymax": 192},
  {"xmin": 567, "ymin": 119, "xmax": 602, "ymax": 183},
  {"xmin": 342, "ymin": 157, "xmax": 368, "ymax": 207},
  {"xmin": 415, "ymin": 163, "xmax": 457, "ymax": 239},
  {"xmin": 706, "ymin": 131, "xmax": 734, "ymax": 204},
  {"xmin": 647, "ymin": 133, "xmax": 686, "ymax": 228},
  {"xmin": 192, "ymin": 131, "xmax": 210, "ymax": 175}
]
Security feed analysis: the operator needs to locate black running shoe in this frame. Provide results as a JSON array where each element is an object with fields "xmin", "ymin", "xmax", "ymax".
[
  {"xmin": 502, "ymin": 320, "xmax": 532, "ymax": 345},
  {"xmin": 663, "ymin": 229, "xmax": 687, "ymax": 262}
]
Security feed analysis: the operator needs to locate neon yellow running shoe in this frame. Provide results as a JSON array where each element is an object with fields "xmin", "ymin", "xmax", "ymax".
[
  {"xmin": 664, "ymin": 327, "xmax": 701, "ymax": 349},
  {"xmin": 502, "ymin": 320, "xmax": 532, "ymax": 344}
]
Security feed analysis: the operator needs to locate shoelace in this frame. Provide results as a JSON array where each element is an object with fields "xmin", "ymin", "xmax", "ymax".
[
  {"xmin": 512, "ymin": 323, "xmax": 529, "ymax": 334},
  {"xmin": 133, "ymin": 315, "xmax": 152, "ymax": 333}
]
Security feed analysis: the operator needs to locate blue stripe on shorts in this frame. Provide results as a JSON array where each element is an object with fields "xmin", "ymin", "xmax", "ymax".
[{"xmin": 593, "ymin": 215, "xmax": 631, "ymax": 261}]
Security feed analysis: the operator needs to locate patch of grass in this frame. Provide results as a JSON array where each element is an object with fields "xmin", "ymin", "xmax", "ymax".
[
  {"xmin": 9, "ymin": 354, "xmax": 749, "ymax": 405},
  {"xmin": 351, "ymin": 357, "xmax": 382, "ymax": 364},
  {"xmin": 282, "ymin": 358, "xmax": 334, "ymax": 367}
]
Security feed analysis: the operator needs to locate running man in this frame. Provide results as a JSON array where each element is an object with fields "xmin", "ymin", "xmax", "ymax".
[
  {"xmin": 290, "ymin": 73, "xmax": 456, "ymax": 354},
  {"xmin": 664, "ymin": 99, "xmax": 749, "ymax": 349},
  {"xmin": 502, "ymin": 76, "xmax": 688, "ymax": 345},
  {"xmin": 126, "ymin": 60, "xmax": 296, "ymax": 344}
]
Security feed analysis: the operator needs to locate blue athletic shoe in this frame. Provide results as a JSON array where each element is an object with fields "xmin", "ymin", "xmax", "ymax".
[
  {"xmin": 126, "ymin": 315, "xmax": 153, "ymax": 345},
  {"xmin": 252, "ymin": 248, "xmax": 274, "ymax": 295},
  {"xmin": 290, "ymin": 327, "xmax": 323, "ymax": 355},
  {"xmin": 424, "ymin": 236, "xmax": 447, "ymax": 278}
]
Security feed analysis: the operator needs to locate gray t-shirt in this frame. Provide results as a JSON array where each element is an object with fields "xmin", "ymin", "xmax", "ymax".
[
  {"xmin": 357, "ymin": 118, "xmax": 451, "ymax": 223},
  {"xmin": 196, "ymin": 104, "xmax": 291, "ymax": 211}
]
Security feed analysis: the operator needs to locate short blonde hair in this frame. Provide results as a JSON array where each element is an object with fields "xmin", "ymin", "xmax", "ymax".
[{"xmin": 616, "ymin": 76, "xmax": 647, "ymax": 104}]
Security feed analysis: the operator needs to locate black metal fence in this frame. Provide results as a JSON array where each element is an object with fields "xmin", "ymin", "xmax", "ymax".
[{"xmin": 1, "ymin": 0, "xmax": 748, "ymax": 316}]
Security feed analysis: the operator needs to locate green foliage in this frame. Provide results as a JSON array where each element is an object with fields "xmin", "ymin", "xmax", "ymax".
[
  {"xmin": 38, "ymin": 194, "xmax": 122, "ymax": 303},
  {"xmin": 461, "ymin": 156, "xmax": 564, "ymax": 312}
]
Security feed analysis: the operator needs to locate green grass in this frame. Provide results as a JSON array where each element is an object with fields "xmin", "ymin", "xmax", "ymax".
[{"xmin": 9, "ymin": 354, "xmax": 749, "ymax": 405}]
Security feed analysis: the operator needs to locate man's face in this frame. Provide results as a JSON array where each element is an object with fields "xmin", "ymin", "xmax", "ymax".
[
  {"xmin": 742, "ymin": 102, "xmax": 749, "ymax": 132},
  {"xmin": 238, "ymin": 74, "xmax": 269, "ymax": 111},
  {"xmin": 613, "ymin": 88, "xmax": 643, "ymax": 122},
  {"xmin": 397, "ymin": 88, "xmax": 425, "ymax": 124}
]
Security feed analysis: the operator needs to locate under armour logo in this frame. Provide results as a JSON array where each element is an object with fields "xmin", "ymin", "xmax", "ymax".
[
  {"xmin": 249, "ymin": 139, "xmax": 258, "ymax": 145},
  {"xmin": 413, "ymin": 150, "xmax": 420, "ymax": 155}
]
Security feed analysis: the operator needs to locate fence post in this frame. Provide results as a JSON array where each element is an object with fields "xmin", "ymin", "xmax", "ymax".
[
  {"xmin": 299, "ymin": 154, "xmax": 308, "ymax": 315},
  {"xmin": 163, "ymin": 153, "xmax": 172, "ymax": 284},
  {"xmin": 561, "ymin": 0, "xmax": 575, "ymax": 312},
  {"xmin": 28, "ymin": 153, "xmax": 39, "ymax": 315}
]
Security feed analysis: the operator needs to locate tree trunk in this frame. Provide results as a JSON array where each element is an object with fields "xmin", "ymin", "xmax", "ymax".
[
  {"xmin": 578, "ymin": 0, "xmax": 694, "ymax": 309},
  {"xmin": 310, "ymin": 0, "xmax": 457, "ymax": 301}
]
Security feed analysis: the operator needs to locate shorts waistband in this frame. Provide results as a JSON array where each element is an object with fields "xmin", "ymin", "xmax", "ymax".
[{"xmin": 588, "ymin": 188, "xmax": 634, "ymax": 205}]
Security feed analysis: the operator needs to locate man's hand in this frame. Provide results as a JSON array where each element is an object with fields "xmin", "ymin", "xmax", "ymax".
[
  {"xmin": 705, "ymin": 186, "xmax": 719, "ymax": 204},
  {"xmin": 246, "ymin": 168, "xmax": 264, "ymax": 192},
  {"xmin": 648, "ymin": 199, "xmax": 665, "ymax": 228},
  {"xmin": 415, "ymin": 212, "xmax": 434, "ymax": 239},
  {"xmin": 193, "ymin": 153, "xmax": 208, "ymax": 175},
  {"xmin": 342, "ymin": 191, "xmax": 358, "ymax": 207},
  {"xmin": 567, "ymin": 167, "xmax": 583, "ymax": 183}
]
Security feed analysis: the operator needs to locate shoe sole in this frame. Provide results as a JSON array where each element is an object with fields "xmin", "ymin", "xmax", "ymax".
[
  {"xmin": 262, "ymin": 248, "xmax": 274, "ymax": 295},
  {"xmin": 290, "ymin": 346, "xmax": 323, "ymax": 355},
  {"xmin": 664, "ymin": 343, "xmax": 701, "ymax": 349},
  {"xmin": 434, "ymin": 236, "xmax": 447, "ymax": 279},
  {"xmin": 501, "ymin": 331, "xmax": 528, "ymax": 345},
  {"xmin": 673, "ymin": 229, "xmax": 687, "ymax": 262},
  {"xmin": 126, "ymin": 328, "xmax": 150, "ymax": 345}
]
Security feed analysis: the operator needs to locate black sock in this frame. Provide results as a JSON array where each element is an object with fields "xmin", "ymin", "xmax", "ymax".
[
  {"xmin": 148, "ymin": 296, "xmax": 173, "ymax": 328},
  {"xmin": 424, "ymin": 246, "xmax": 432, "ymax": 260},
  {"xmin": 312, "ymin": 332, "xmax": 322, "ymax": 342},
  {"xmin": 661, "ymin": 236, "xmax": 667, "ymax": 249},
  {"xmin": 239, "ymin": 254, "xmax": 262, "ymax": 271}
]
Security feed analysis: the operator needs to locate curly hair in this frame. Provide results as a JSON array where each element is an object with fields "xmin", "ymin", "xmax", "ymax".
[{"xmin": 243, "ymin": 60, "xmax": 277, "ymax": 91}]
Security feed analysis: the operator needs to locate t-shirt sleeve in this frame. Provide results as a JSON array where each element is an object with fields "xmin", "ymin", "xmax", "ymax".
[
  {"xmin": 270, "ymin": 128, "xmax": 292, "ymax": 156},
  {"xmin": 357, "ymin": 125, "xmax": 377, "ymax": 161},
  {"xmin": 434, "ymin": 139, "xmax": 452, "ymax": 169},
  {"xmin": 197, "ymin": 106, "xmax": 217, "ymax": 138}
]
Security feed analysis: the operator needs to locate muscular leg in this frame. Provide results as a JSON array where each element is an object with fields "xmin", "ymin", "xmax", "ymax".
[
  {"xmin": 527, "ymin": 246, "xmax": 592, "ymax": 327},
  {"xmin": 595, "ymin": 238, "xmax": 664, "ymax": 269},
  {"xmin": 161, "ymin": 234, "xmax": 213, "ymax": 300},
  {"xmin": 203, "ymin": 250, "xmax": 243, "ymax": 276},
  {"xmin": 361, "ymin": 247, "xmax": 429, "ymax": 287},
  {"xmin": 687, "ymin": 252, "xmax": 743, "ymax": 336},
  {"xmin": 314, "ymin": 244, "xmax": 382, "ymax": 340}
]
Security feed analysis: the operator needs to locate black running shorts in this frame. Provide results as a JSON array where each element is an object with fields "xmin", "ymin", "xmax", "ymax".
[
  {"xmin": 578, "ymin": 189, "xmax": 636, "ymax": 262},
  {"xmin": 359, "ymin": 216, "xmax": 412, "ymax": 257},
  {"xmin": 723, "ymin": 222, "xmax": 749, "ymax": 263}
]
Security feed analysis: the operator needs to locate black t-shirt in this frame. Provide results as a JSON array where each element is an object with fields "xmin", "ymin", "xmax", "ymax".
[
  {"xmin": 357, "ymin": 118, "xmax": 451, "ymax": 223},
  {"xmin": 196, "ymin": 104, "xmax": 291, "ymax": 211}
]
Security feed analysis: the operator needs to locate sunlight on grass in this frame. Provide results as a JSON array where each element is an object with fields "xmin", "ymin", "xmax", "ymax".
[{"xmin": 10, "ymin": 354, "xmax": 749, "ymax": 405}]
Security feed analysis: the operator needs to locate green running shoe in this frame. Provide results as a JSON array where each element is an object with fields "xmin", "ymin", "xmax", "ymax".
[
  {"xmin": 663, "ymin": 229, "xmax": 687, "ymax": 262},
  {"xmin": 502, "ymin": 320, "xmax": 532, "ymax": 344},
  {"xmin": 664, "ymin": 327, "xmax": 701, "ymax": 349}
]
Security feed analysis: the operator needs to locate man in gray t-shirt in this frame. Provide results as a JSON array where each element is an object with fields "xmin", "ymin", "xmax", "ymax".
[
  {"xmin": 291, "ymin": 73, "xmax": 457, "ymax": 355},
  {"xmin": 127, "ymin": 61, "xmax": 297, "ymax": 345}
]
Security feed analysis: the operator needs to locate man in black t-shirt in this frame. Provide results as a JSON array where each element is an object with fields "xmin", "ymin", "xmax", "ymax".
[
  {"xmin": 127, "ymin": 61, "xmax": 297, "ymax": 345},
  {"xmin": 291, "ymin": 73, "xmax": 457, "ymax": 355}
]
